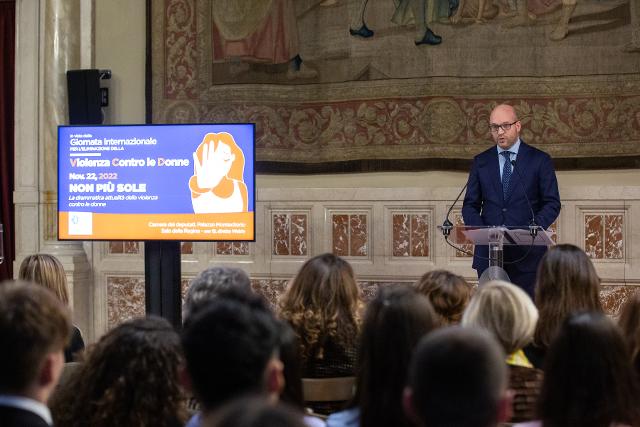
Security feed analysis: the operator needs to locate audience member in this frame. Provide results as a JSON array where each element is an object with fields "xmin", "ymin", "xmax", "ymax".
[
  {"xmin": 462, "ymin": 280, "xmax": 542, "ymax": 422},
  {"xmin": 404, "ymin": 327, "xmax": 512, "ymax": 427},
  {"xmin": 182, "ymin": 296, "xmax": 284, "ymax": 426},
  {"xmin": 327, "ymin": 286, "xmax": 438, "ymax": 427},
  {"xmin": 413, "ymin": 269, "xmax": 472, "ymax": 325},
  {"xmin": 203, "ymin": 397, "xmax": 307, "ymax": 427},
  {"xmin": 50, "ymin": 316, "xmax": 186, "ymax": 427},
  {"xmin": 618, "ymin": 291, "xmax": 640, "ymax": 382},
  {"xmin": 525, "ymin": 244, "xmax": 603, "ymax": 368},
  {"xmin": 18, "ymin": 254, "xmax": 85, "ymax": 362},
  {"xmin": 514, "ymin": 312, "xmax": 640, "ymax": 427},
  {"xmin": 183, "ymin": 266, "xmax": 253, "ymax": 321},
  {"xmin": 279, "ymin": 253, "xmax": 362, "ymax": 414},
  {"xmin": 0, "ymin": 282, "xmax": 71, "ymax": 427}
]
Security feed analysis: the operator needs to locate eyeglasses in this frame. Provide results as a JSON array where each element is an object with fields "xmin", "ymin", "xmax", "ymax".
[{"xmin": 489, "ymin": 121, "xmax": 518, "ymax": 133}]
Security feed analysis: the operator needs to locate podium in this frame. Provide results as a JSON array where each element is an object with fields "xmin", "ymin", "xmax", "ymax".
[{"xmin": 439, "ymin": 225, "xmax": 554, "ymax": 284}]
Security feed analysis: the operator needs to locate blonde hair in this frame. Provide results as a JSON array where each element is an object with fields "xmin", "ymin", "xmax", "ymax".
[
  {"xmin": 18, "ymin": 254, "xmax": 70, "ymax": 305},
  {"xmin": 462, "ymin": 280, "xmax": 538, "ymax": 354},
  {"xmin": 279, "ymin": 253, "xmax": 362, "ymax": 362}
]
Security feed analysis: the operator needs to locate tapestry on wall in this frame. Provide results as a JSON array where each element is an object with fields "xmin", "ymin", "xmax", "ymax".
[{"xmin": 150, "ymin": 0, "xmax": 640, "ymax": 172}]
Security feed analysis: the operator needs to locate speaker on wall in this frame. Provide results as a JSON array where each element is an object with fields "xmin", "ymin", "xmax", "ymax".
[{"xmin": 66, "ymin": 69, "xmax": 110, "ymax": 125}]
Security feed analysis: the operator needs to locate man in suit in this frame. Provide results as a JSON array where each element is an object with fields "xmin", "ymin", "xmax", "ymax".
[
  {"xmin": 462, "ymin": 104, "xmax": 560, "ymax": 298},
  {"xmin": 0, "ymin": 282, "xmax": 71, "ymax": 427}
]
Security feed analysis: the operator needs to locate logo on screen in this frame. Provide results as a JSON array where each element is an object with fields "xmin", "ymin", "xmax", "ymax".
[{"xmin": 68, "ymin": 212, "xmax": 93, "ymax": 235}]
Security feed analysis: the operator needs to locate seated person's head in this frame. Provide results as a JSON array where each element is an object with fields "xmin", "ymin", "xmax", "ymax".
[
  {"xmin": 18, "ymin": 254, "xmax": 70, "ymax": 305},
  {"xmin": 183, "ymin": 266, "xmax": 253, "ymax": 321},
  {"xmin": 203, "ymin": 397, "xmax": 306, "ymax": 427},
  {"xmin": 355, "ymin": 285, "xmax": 438, "ymax": 427},
  {"xmin": 182, "ymin": 295, "xmax": 283, "ymax": 413},
  {"xmin": 539, "ymin": 312, "xmax": 640, "ymax": 427},
  {"xmin": 404, "ymin": 327, "xmax": 511, "ymax": 427},
  {"xmin": 534, "ymin": 244, "xmax": 603, "ymax": 348},
  {"xmin": 50, "ymin": 316, "xmax": 186, "ymax": 427},
  {"xmin": 462, "ymin": 280, "xmax": 538, "ymax": 355},
  {"xmin": 279, "ymin": 253, "xmax": 361, "ymax": 362},
  {"xmin": 413, "ymin": 270, "xmax": 471, "ymax": 325},
  {"xmin": 0, "ymin": 281, "xmax": 71, "ymax": 401}
]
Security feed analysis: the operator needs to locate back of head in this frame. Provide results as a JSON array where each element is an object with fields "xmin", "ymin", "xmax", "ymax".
[
  {"xmin": 407, "ymin": 327, "xmax": 507, "ymax": 427},
  {"xmin": 356, "ymin": 285, "xmax": 438, "ymax": 427},
  {"xmin": 0, "ymin": 281, "xmax": 71, "ymax": 394},
  {"xmin": 279, "ymin": 253, "xmax": 361, "ymax": 361},
  {"xmin": 18, "ymin": 253, "xmax": 69, "ymax": 305},
  {"xmin": 204, "ymin": 397, "xmax": 307, "ymax": 427},
  {"xmin": 618, "ymin": 291, "xmax": 640, "ymax": 379},
  {"xmin": 413, "ymin": 270, "xmax": 471, "ymax": 325},
  {"xmin": 539, "ymin": 312, "xmax": 640, "ymax": 427},
  {"xmin": 462, "ymin": 280, "xmax": 538, "ymax": 354},
  {"xmin": 534, "ymin": 244, "xmax": 602, "ymax": 348},
  {"xmin": 183, "ymin": 266, "xmax": 252, "ymax": 321},
  {"xmin": 51, "ymin": 316, "xmax": 185, "ymax": 427},
  {"xmin": 182, "ymin": 295, "xmax": 281, "ymax": 411}
]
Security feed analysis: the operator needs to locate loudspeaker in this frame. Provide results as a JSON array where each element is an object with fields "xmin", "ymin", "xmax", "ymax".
[{"xmin": 67, "ymin": 69, "xmax": 102, "ymax": 124}]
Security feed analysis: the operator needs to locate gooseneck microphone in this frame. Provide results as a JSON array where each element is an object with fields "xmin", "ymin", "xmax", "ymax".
[
  {"xmin": 441, "ymin": 182, "xmax": 468, "ymax": 236},
  {"xmin": 510, "ymin": 159, "xmax": 539, "ymax": 237}
]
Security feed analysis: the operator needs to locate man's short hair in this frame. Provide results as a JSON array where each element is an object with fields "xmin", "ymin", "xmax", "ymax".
[
  {"xmin": 182, "ymin": 295, "xmax": 280, "ymax": 411},
  {"xmin": 407, "ymin": 327, "xmax": 507, "ymax": 427},
  {"xmin": 183, "ymin": 267, "xmax": 252, "ymax": 321},
  {"xmin": 0, "ymin": 281, "xmax": 71, "ymax": 393}
]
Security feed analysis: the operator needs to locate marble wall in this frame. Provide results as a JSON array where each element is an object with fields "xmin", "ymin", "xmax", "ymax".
[{"xmin": 93, "ymin": 184, "xmax": 640, "ymax": 335}]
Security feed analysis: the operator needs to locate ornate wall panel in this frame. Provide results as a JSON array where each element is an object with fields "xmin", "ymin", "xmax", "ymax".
[{"xmin": 96, "ymin": 184, "xmax": 640, "ymax": 331}]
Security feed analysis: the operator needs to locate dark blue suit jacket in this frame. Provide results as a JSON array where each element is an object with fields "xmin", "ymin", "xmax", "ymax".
[{"xmin": 462, "ymin": 141, "xmax": 560, "ymax": 274}]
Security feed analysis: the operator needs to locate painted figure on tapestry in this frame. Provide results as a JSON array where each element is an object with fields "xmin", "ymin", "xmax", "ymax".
[
  {"xmin": 350, "ymin": 0, "xmax": 443, "ymax": 45},
  {"xmin": 211, "ymin": 0, "xmax": 317, "ymax": 79}
]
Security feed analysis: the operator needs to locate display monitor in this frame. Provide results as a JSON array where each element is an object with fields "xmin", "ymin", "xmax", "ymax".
[{"xmin": 58, "ymin": 123, "xmax": 255, "ymax": 241}]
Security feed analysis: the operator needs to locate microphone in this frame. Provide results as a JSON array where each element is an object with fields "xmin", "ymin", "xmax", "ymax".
[
  {"xmin": 441, "ymin": 182, "xmax": 468, "ymax": 236},
  {"xmin": 510, "ymin": 159, "xmax": 538, "ymax": 237}
]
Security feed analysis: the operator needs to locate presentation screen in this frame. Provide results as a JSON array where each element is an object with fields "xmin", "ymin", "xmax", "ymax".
[{"xmin": 58, "ymin": 123, "xmax": 255, "ymax": 241}]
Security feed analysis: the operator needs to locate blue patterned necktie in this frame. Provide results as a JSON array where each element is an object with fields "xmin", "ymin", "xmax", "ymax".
[{"xmin": 501, "ymin": 151, "xmax": 513, "ymax": 199}]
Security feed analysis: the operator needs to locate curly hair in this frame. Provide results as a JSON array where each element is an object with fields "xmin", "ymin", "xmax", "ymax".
[
  {"xmin": 50, "ymin": 317, "xmax": 186, "ymax": 427},
  {"xmin": 278, "ymin": 253, "xmax": 362, "ymax": 363}
]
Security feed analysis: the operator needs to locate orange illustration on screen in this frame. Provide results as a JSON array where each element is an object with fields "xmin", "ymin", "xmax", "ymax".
[{"xmin": 189, "ymin": 132, "xmax": 248, "ymax": 213}]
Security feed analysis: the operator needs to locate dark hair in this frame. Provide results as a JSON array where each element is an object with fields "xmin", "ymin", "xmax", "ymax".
[
  {"xmin": 276, "ymin": 320, "xmax": 304, "ymax": 408},
  {"xmin": 183, "ymin": 266, "xmax": 253, "ymax": 321},
  {"xmin": 182, "ymin": 296, "xmax": 281, "ymax": 411},
  {"xmin": 539, "ymin": 312, "xmax": 640, "ymax": 427},
  {"xmin": 50, "ymin": 316, "xmax": 186, "ymax": 427},
  {"xmin": 279, "ymin": 253, "xmax": 361, "ymax": 363},
  {"xmin": 413, "ymin": 269, "xmax": 471, "ymax": 325},
  {"xmin": 203, "ymin": 397, "xmax": 307, "ymax": 427},
  {"xmin": 407, "ymin": 327, "xmax": 506, "ymax": 427},
  {"xmin": 534, "ymin": 244, "xmax": 602, "ymax": 349},
  {"xmin": 354, "ymin": 286, "xmax": 438, "ymax": 427},
  {"xmin": 0, "ymin": 281, "xmax": 71, "ymax": 393},
  {"xmin": 619, "ymin": 291, "xmax": 640, "ymax": 381}
]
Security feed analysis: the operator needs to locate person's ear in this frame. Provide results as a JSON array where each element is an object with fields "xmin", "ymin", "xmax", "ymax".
[
  {"xmin": 39, "ymin": 351, "xmax": 64, "ymax": 389},
  {"xmin": 264, "ymin": 357, "xmax": 285, "ymax": 402},
  {"xmin": 515, "ymin": 120, "xmax": 522, "ymax": 133},
  {"xmin": 402, "ymin": 387, "xmax": 419, "ymax": 424},
  {"xmin": 497, "ymin": 388, "xmax": 514, "ymax": 423}
]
